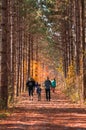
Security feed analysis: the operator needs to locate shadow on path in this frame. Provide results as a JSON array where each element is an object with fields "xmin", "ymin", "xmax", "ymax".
[{"xmin": 0, "ymin": 90, "xmax": 86, "ymax": 130}]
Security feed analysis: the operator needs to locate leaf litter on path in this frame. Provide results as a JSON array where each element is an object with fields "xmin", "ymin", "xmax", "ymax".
[{"xmin": 0, "ymin": 90, "xmax": 86, "ymax": 130}]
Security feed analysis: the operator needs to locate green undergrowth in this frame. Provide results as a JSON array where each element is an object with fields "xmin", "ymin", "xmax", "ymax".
[
  {"xmin": 0, "ymin": 111, "xmax": 10, "ymax": 119},
  {"xmin": 63, "ymin": 88, "xmax": 80, "ymax": 103},
  {"xmin": 0, "ymin": 107, "xmax": 15, "ymax": 120}
]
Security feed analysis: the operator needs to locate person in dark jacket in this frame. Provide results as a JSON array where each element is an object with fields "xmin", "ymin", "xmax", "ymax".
[
  {"xmin": 26, "ymin": 77, "xmax": 35, "ymax": 101},
  {"xmin": 44, "ymin": 77, "xmax": 51, "ymax": 101}
]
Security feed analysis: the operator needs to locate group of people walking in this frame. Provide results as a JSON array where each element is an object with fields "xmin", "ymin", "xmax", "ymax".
[{"xmin": 26, "ymin": 76, "xmax": 56, "ymax": 101}]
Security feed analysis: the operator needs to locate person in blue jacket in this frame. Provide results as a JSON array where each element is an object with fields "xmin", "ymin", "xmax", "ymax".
[{"xmin": 44, "ymin": 77, "xmax": 51, "ymax": 101}]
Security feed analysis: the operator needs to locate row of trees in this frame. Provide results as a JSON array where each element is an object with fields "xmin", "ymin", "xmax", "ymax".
[
  {"xmin": 45, "ymin": 0, "xmax": 86, "ymax": 102},
  {"xmin": 59, "ymin": 0, "xmax": 86, "ymax": 101},
  {"xmin": 36, "ymin": 0, "xmax": 86, "ymax": 102},
  {"xmin": 0, "ymin": 0, "xmax": 86, "ymax": 109},
  {"xmin": 0, "ymin": 0, "xmax": 41, "ymax": 109}
]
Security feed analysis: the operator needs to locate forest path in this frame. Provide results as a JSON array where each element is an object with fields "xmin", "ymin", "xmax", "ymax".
[{"xmin": 0, "ymin": 89, "xmax": 86, "ymax": 130}]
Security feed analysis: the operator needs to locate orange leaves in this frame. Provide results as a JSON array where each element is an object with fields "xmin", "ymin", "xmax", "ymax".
[{"xmin": 66, "ymin": 62, "xmax": 76, "ymax": 86}]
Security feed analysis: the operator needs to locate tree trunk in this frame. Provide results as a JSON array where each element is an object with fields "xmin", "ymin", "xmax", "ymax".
[
  {"xmin": 1, "ymin": 0, "xmax": 8, "ymax": 109},
  {"xmin": 81, "ymin": 0, "xmax": 86, "ymax": 99}
]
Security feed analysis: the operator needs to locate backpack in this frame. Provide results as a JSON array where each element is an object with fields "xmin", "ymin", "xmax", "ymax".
[{"xmin": 26, "ymin": 81, "xmax": 33, "ymax": 87}]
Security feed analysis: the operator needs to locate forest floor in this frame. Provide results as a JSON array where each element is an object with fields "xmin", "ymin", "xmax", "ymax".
[{"xmin": 0, "ymin": 89, "xmax": 86, "ymax": 130}]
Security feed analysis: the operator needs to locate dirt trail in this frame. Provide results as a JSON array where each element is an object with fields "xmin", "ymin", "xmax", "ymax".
[{"xmin": 0, "ymin": 89, "xmax": 86, "ymax": 130}]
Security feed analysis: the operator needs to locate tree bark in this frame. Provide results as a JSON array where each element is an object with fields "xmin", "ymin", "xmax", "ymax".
[{"xmin": 1, "ymin": 0, "xmax": 8, "ymax": 109}]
